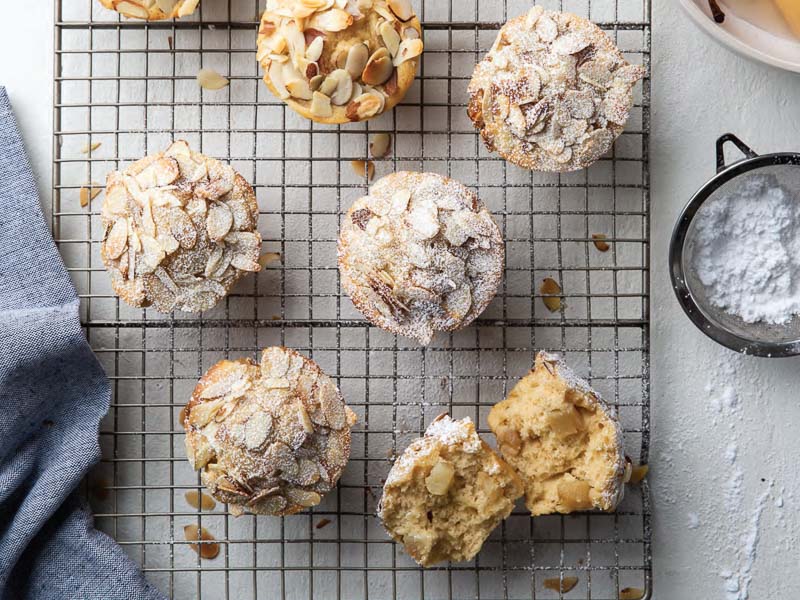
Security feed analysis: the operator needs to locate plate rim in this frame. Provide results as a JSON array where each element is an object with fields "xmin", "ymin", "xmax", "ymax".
[{"xmin": 679, "ymin": 0, "xmax": 800, "ymax": 74}]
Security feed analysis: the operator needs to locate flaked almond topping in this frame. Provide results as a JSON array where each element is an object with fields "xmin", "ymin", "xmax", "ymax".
[
  {"xmin": 540, "ymin": 277, "xmax": 562, "ymax": 312},
  {"xmin": 105, "ymin": 219, "xmax": 129, "ymax": 259},
  {"xmin": 286, "ymin": 78, "xmax": 313, "ymax": 100},
  {"xmin": 258, "ymin": 252, "xmax": 281, "ymax": 268},
  {"xmin": 351, "ymin": 160, "xmax": 375, "ymax": 181},
  {"xmin": 184, "ymin": 524, "xmax": 220, "ymax": 559},
  {"xmin": 619, "ymin": 588, "xmax": 645, "ymax": 600},
  {"xmin": 310, "ymin": 90, "xmax": 333, "ymax": 118},
  {"xmin": 81, "ymin": 141, "xmax": 102, "ymax": 154},
  {"xmin": 393, "ymin": 38, "xmax": 423, "ymax": 67},
  {"xmin": 628, "ymin": 464, "xmax": 649, "ymax": 484},
  {"xmin": 113, "ymin": 1, "xmax": 151, "ymax": 19},
  {"xmin": 185, "ymin": 490, "xmax": 217, "ymax": 511},
  {"xmin": 345, "ymin": 42, "xmax": 370, "ymax": 79},
  {"xmin": 379, "ymin": 21, "xmax": 401, "ymax": 57},
  {"xmin": 387, "ymin": 0, "xmax": 414, "ymax": 22},
  {"xmin": 328, "ymin": 69, "xmax": 353, "ymax": 105},
  {"xmin": 269, "ymin": 60, "xmax": 290, "ymax": 99},
  {"xmin": 369, "ymin": 133, "xmax": 392, "ymax": 158},
  {"xmin": 80, "ymin": 185, "xmax": 103, "ymax": 207},
  {"xmin": 305, "ymin": 35, "xmax": 324, "ymax": 62},
  {"xmin": 197, "ymin": 68, "xmax": 230, "ymax": 91},
  {"xmin": 309, "ymin": 8, "xmax": 353, "ymax": 32},
  {"xmin": 346, "ymin": 93, "xmax": 382, "ymax": 120},
  {"xmin": 403, "ymin": 26, "xmax": 420, "ymax": 40},
  {"xmin": 592, "ymin": 233, "xmax": 610, "ymax": 252},
  {"xmin": 362, "ymin": 48, "xmax": 394, "ymax": 86},
  {"xmin": 286, "ymin": 487, "xmax": 321, "ymax": 507}
]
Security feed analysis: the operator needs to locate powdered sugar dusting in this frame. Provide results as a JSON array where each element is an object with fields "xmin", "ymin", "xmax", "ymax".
[
  {"xmin": 691, "ymin": 173, "xmax": 800, "ymax": 325},
  {"xmin": 425, "ymin": 415, "xmax": 482, "ymax": 454}
]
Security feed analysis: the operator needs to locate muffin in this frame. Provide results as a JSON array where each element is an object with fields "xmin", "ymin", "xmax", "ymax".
[
  {"xmin": 467, "ymin": 6, "xmax": 645, "ymax": 172},
  {"xmin": 488, "ymin": 352, "xmax": 626, "ymax": 516},
  {"xmin": 183, "ymin": 347, "xmax": 358, "ymax": 516},
  {"xmin": 98, "ymin": 0, "xmax": 199, "ymax": 19},
  {"xmin": 378, "ymin": 415, "xmax": 523, "ymax": 567},
  {"xmin": 100, "ymin": 140, "xmax": 261, "ymax": 313},
  {"xmin": 256, "ymin": 0, "xmax": 423, "ymax": 123},
  {"xmin": 338, "ymin": 171, "xmax": 504, "ymax": 345}
]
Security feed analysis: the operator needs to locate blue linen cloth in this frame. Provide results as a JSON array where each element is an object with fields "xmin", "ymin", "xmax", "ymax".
[{"xmin": 0, "ymin": 87, "xmax": 165, "ymax": 600}]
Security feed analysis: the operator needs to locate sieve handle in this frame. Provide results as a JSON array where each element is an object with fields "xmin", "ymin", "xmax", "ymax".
[{"xmin": 716, "ymin": 133, "xmax": 758, "ymax": 173}]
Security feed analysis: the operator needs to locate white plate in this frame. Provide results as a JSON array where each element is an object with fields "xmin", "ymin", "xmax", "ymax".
[{"xmin": 680, "ymin": 0, "xmax": 800, "ymax": 73}]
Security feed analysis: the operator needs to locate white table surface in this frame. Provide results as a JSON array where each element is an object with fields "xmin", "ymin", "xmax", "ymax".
[{"xmin": 4, "ymin": 2, "xmax": 800, "ymax": 598}]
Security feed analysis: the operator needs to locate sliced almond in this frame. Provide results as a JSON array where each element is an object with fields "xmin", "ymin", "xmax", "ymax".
[
  {"xmin": 244, "ymin": 412, "xmax": 273, "ymax": 450},
  {"xmin": 592, "ymin": 233, "xmax": 610, "ymax": 252},
  {"xmin": 345, "ymin": 93, "xmax": 382, "ymax": 121},
  {"xmin": 197, "ymin": 68, "xmax": 230, "ymax": 91},
  {"xmin": 80, "ymin": 185, "xmax": 103, "ymax": 207},
  {"xmin": 387, "ymin": 0, "xmax": 414, "ymax": 22},
  {"xmin": 351, "ymin": 160, "xmax": 375, "ymax": 181},
  {"xmin": 403, "ymin": 26, "xmax": 420, "ymax": 40},
  {"xmin": 328, "ymin": 69, "xmax": 353, "ymax": 106},
  {"xmin": 305, "ymin": 35, "xmax": 324, "ymax": 62},
  {"xmin": 369, "ymin": 133, "xmax": 392, "ymax": 158},
  {"xmin": 308, "ymin": 8, "xmax": 353, "ymax": 32},
  {"xmin": 380, "ymin": 21, "xmax": 402, "ymax": 57},
  {"xmin": 315, "ymin": 518, "xmax": 332, "ymax": 529},
  {"xmin": 285, "ymin": 487, "xmax": 321, "ymax": 507},
  {"xmin": 105, "ymin": 219, "xmax": 129, "ymax": 259},
  {"xmin": 258, "ymin": 252, "xmax": 281, "ymax": 268},
  {"xmin": 309, "ymin": 74, "xmax": 324, "ymax": 91},
  {"xmin": 540, "ymin": 277, "xmax": 562, "ymax": 312},
  {"xmin": 113, "ymin": 1, "xmax": 151, "ymax": 19},
  {"xmin": 206, "ymin": 203, "xmax": 233, "ymax": 241},
  {"xmin": 345, "ymin": 42, "xmax": 370, "ymax": 79},
  {"xmin": 188, "ymin": 397, "xmax": 226, "ymax": 428},
  {"xmin": 310, "ymin": 91, "xmax": 333, "ymax": 118},
  {"xmin": 185, "ymin": 490, "xmax": 217, "ymax": 511},
  {"xmin": 619, "ymin": 589, "xmax": 645, "ymax": 600},
  {"xmin": 184, "ymin": 524, "xmax": 220, "ymax": 559},
  {"xmin": 543, "ymin": 576, "xmax": 579, "ymax": 593},
  {"xmin": 81, "ymin": 141, "xmax": 102, "ymax": 154},
  {"xmin": 362, "ymin": 48, "xmax": 394, "ymax": 86},
  {"xmin": 286, "ymin": 78, "xmax": 313, "ymax": 100},
  {"xmin": 269, "ymin": 60, "xmax": 290, "ymax": 99},
  {"xmin": 629, "ymin": 464, "xmax": 649, "ymax": 484},
  {"xmin": 393, "ymin": 38, "xmax": 423, "ymax": 67}
]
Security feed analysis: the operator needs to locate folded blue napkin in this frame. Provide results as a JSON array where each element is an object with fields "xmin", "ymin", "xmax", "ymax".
[{"xmin": 0, "ymin": 87, "xmax": 165, "ymax": 600}]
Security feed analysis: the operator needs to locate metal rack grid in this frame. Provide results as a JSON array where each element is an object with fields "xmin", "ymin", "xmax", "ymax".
[{"xmin": 52, "ymin": 0, "xmax": 652, "ymax": 598}]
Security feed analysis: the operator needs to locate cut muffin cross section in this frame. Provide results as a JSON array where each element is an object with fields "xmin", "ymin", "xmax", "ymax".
[
  {"xmin": 378, "ymin": 415, "xmax": 523, "ymax": 567},
  {"xmin": 488, "ymin": 351, "xmax": 625, "ymax": 516}
]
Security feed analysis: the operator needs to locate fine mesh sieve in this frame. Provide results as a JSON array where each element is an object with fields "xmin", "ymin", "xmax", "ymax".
[{"xmin": 670, "ymin": 134, "xmax": 800, "ymax": 357}]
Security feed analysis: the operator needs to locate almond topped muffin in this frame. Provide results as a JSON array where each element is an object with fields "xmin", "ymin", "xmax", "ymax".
[
  {"xmin": 467, "ymin": 6, "xmax": 645, "ymax": 172},
  {"xmin": 183, "ymin": 347, "xmax": 358, "ymax": 516},
  {"xmin": 100, "ymin": 141, "xmax": 261, "ymax": 313},
  {"xmin": 257, "ymin": 0, "xmax": 423, "ymax": 123},
  {"xmin": 338, "ymin": 171, "xmax": 504, "ymax": 345}
]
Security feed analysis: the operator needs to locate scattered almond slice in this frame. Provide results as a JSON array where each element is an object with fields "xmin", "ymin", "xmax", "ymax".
[
  {"xmin": 258, "ymin": 252, "xmax": 281, "ymax": 268},
  {"xmin": 168, "ymin": 35, "xmax": 174, "ymax": 50},
  {"xmin": 619, "ymin": 588, "xmax": 645, "ymax": 600},
  {"xmin": 540, "ymin": 277, "xmax": 562, "ymax": 312},
  {"xmin": 80, "ymin": 185, "xmax": 103, "ymax": 207},
  {"xmin": 351, "ymin": 160, "xmax": 375, "ymax": 181},
  {"xmin": 628, "ymin": 464, "xmax": 649, "ymax": 484},
  {"xmin": 543, "ymin": 576, "xmax": 579, "ymax": 593},
  {"xmin": 197, "ymin": 68, "xmax": 230, "ymax": 91},
  {"xmin": 81, "ymin": 141, "xmax": 102, "ymax": 154},
  {"xmin": 369, "ymin": 133, "xmax": 392, "ymax": 159},
  {"xmin": 315, "ymin": 518, "xmax": 332, "ymax": 529},
  {"xmin": 183, "ymin": 524, "xmax": 220, "ymax": 559},
  {"xmin": 185, "ymin": 490, "xmax": 217, "ymax": 511},
  {"xmin": 592, "ymin": 233, "xmax": 610, "ymax": 252}
]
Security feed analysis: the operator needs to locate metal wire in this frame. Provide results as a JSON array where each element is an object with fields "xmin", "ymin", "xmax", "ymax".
[{"xmin": 52, "ymin": 0, "xmax": 652, "ymax": 598}]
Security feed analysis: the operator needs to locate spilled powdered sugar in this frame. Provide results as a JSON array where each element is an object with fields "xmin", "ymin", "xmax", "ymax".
[{"xmin": 691, "ymin": 173, "xmax": 800, "ymax": 324}]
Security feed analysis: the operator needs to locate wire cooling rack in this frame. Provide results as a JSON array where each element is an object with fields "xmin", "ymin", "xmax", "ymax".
[{"xmin": 52, "ymin": 0, "xmax": 651, "ymax": 598}]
